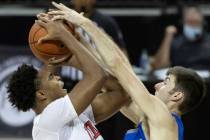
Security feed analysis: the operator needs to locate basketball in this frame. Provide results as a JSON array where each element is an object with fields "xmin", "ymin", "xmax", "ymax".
[{"xmin": 28, "ymin": 22, "xmax": 76, "ymax": 62}]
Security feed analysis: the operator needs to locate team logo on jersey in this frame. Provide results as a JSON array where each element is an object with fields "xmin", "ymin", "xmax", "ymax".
[{"xmin": 84, "ymin": 121, "xmax": 104, "ymax": 140}]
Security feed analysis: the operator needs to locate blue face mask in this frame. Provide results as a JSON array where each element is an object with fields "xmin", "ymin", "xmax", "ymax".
[{"xmin": 183, "ymin": 25, "xmax": 203, "ymax": 41}]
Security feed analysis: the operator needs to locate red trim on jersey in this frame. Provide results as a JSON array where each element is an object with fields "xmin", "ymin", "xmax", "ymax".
[{"xmin": 84, "ymin": 121, "xmax": 101, "ymax": 140}]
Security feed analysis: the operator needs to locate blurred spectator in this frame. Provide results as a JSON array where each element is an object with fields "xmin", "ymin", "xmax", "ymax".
[{"xmin": 150, "ymin": 6, "xmax": 210, "ymax": 70}]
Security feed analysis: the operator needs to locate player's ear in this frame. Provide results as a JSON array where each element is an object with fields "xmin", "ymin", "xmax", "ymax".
[
  {"xmin": 171, "ymin": 91, "xmax": 184, "ymax": 102},
  {"xmin": 36, "ymin": 91, "xmax": 47, "ymax": 101}
]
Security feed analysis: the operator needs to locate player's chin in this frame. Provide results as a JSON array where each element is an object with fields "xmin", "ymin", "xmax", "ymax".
[
  {"xmin": 63, "ymin": 89, "xmax": 68, "ymax": 94},
  {"xmin": 59, "ymin": 82, "xmax": 68, "ymax": 94},
  {"xmin": 58, "ymin": 81, "xmax": 64, "ymax": 88},
  {"xmin": 57, "ymin": 89, "xmax": 67, "ymax": 98}
]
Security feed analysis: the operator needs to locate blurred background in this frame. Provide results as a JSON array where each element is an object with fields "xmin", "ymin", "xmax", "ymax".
[{"xmin": 0, "ymin": 0, "xmax": 210, "ymax": 140}]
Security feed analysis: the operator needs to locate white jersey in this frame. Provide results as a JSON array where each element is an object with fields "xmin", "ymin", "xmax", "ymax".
[{"xmin": 32, "ymin": 95, "xmax": 104, "ymax": 140}]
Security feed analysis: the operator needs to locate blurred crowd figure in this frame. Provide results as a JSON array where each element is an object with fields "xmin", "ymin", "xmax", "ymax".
[{"xmin": 151, "ymin": 6, "xmax": 210, "ymax": 71}]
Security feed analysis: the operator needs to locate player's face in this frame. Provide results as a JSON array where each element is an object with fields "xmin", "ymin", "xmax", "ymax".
[
  {"xmin": 38, "ymin": 67, "xmax": 67, "ymax": 100},
  {"xmin": 154, "ymin": 74, "xmax": 176, "ymax": 103}
]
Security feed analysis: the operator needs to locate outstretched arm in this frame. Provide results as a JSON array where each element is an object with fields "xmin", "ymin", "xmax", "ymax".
[
  {"xmin": 48, "ymin": 3, "xmax": 175, "ymax": 125},
  {"xmin": 84, "ymin": 23, "xmax": 175, "ymax": 125},
  {"xmin": 66, "ymin": 27, "xmax": 132, "ymax": 123},
  {"xmin": 76, "ymin": 31, "xmax": 139, "ymax": 124},
  {"xmin": 37, "ymin": 14, "xmax": 105, "ymax": 116}
]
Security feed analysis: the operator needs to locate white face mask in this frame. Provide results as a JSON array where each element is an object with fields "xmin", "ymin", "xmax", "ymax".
[{"xmin": 183, "ymin": 25, "xmax": 203, "ymax": 41}]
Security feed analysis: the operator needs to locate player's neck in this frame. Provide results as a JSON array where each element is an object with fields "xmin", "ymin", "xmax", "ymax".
[
  {"xmin": 168, "ymin": 106, "xmax": 182, "ymax": 116},
  {"xmin": 167, "ymin": 102, "xmax": 182, "ymax": 116},
  {"xmin": 33, "ymin": 101, "xmax": 50, "ymax": 115},
  {"xmin": 170, "ymin": 108, "xmax": 182, "ymax": 116}
]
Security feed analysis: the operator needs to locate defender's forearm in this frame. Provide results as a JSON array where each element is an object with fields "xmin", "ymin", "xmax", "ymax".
[
  {"xmin": 80, "ymin": 20, "xmax": 132, "ymax": 70},
  {"xmin": 77, "ymin": 32, "xmax": 113, "ymax": 75},
  {"xmin": 113, "ymin": 63, "xmax": 157, "ymax": 118},
  {"xmin": 79, "ymin": 21, "xmax": 154, "ymax": 113},
  {"xmin": 61, "ymin": 30, "xmax": 103, "ymax": 76}
]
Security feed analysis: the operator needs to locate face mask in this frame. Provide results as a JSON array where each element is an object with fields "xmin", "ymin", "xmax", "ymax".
[{"xmin": 183, "ymin": 25, "xmax": 203, "ymax": 41}]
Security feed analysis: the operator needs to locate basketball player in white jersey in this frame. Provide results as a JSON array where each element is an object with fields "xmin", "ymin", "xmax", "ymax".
[{"xmin": 7, "ymin": 13, "xmax": 130, "ymax": 140}]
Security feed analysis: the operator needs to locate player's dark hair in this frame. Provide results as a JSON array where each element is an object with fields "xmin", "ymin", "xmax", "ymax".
[
  {"xmin": 167, "ymin": 66, "xmax": 206, "ymax": 114},
  {"xmin": 7, "ymin": 64, "xmax": 39, "ymax": 112}
]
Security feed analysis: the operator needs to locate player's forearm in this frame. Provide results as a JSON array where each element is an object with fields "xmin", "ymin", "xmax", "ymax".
[
  {"xmin": 77, "ymin": 33, "xmax": 113, "ymax": 75},
  {"xmin": 79, "ymin": 20, "xmax": 154, "ymax": 113},
  {"xmin": 61, "ymin": 30, "xmax": 103, "ymax": 76},
  {"xmin": 80, "ymin": 21, "xmax": 122, "ymax": 66},
  {"xmin": 70, "ymin": 74, "xmax": 106, "ymax": 115},
  {"xmin": 113, "ymin": 63, "xmax": 157, "ymax": 118},
  {"xmin": 80, "ymin": 20, "xmax": 133, "ymax": 74},
  {"xmin": 77, "ymin": 19, "xmax": 155, "ymax": 115},
  {"xmin": 79, "ymin": 34, "xmax": 106, "ymax": 67}
]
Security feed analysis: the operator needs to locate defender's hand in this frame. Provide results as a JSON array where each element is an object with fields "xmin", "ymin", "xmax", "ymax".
[
  {"xmin": 36, "ymin": 13, "xmax": 68, "ymax": 44},
  {"xmin": 48, "ymin": 1, "xmax": 88, "ymax": 27}
]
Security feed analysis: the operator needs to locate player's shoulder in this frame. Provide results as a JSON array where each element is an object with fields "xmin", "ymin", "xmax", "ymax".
[
  {"xmin": 44, "ymin": 96, "xmax": 68, "ymax": 112},
  {"xmin": 36, "ymin": 96, "xmax": 70, "ymax": 123},
  {"xmin": 32, "ymin": 124, "xmax": 59, "ymax": 140}
]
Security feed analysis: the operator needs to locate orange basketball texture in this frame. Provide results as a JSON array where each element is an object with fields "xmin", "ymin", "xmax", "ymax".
[{"xmin": 28, "ymin": 22, "xmax": 76, "ymax": 62}]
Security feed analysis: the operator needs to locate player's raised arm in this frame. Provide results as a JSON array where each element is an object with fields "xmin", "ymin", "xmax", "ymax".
[
  {"xmin": 48, "ymin": 3, "xmax": 175, "ymax": 125},
  {"xmin": 49, "ymin": 2, "xmax": 132, "ymax": 71},
  {"xmin": 36, "ymin": 14, "xmax": 106, "ymax": 116}
]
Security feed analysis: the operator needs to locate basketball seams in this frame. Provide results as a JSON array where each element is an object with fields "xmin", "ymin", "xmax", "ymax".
[
  {"xmin": 28, "ymin": 23, "xmax": 70, "ymax": 62},
  {"xmin": 31, "ymin": 27, "xmax": 69, "ymax": 55},
  {"xmin": 29, "ymin": 25, "xmax": 43, "ymax": 44},
  {"xmin": 30, "ymin": 43, "xmax": 69, "ymax": 62}
]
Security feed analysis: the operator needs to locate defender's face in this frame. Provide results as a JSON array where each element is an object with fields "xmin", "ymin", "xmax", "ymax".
[
  {"xmin": 154, "ymin": 74, "xmax": 176, "ymax": 103},
  {"xmin": 37, "ymin": 67, "xmax": 67, "ymax": 100}
]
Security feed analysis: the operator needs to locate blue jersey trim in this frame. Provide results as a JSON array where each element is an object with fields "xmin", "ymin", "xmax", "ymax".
[
  {"xmin": 172, "ymin": 113, "xmax": 184, "ymax": 140},
  {"xmin": 137, "ymin": 122, "xmax": 147, "ymax": 140},
  {"xmin": 124, "ymin": 113, "xmax": 184, "ymax": 140}
]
